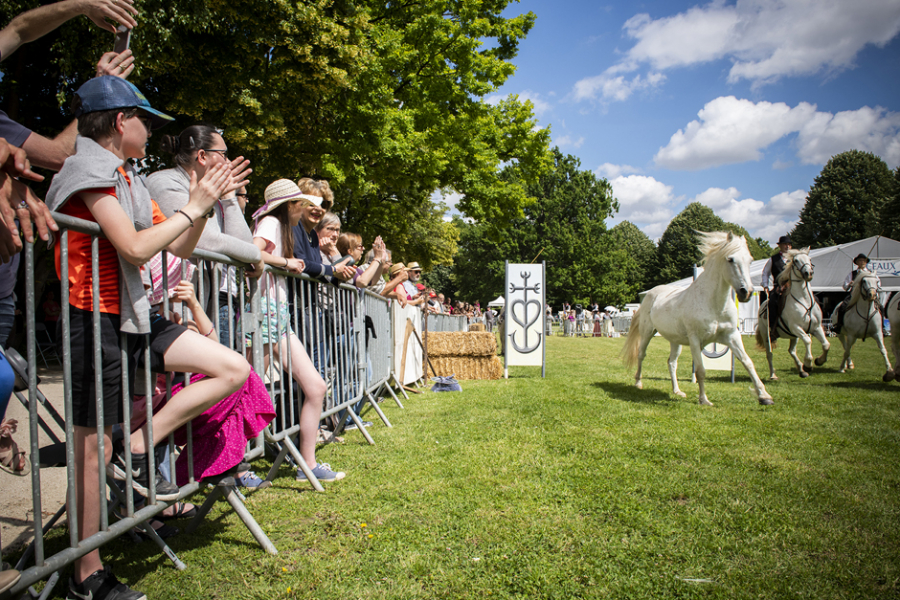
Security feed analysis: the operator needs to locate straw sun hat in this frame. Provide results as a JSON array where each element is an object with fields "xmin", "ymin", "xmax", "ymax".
[
  {"xmin": 390, "ymin": 262, "xmax": 407, "ymax": 277},
  {"xmin": 251, "ymin": 179, "xmax": 323, "ymax": 220}
]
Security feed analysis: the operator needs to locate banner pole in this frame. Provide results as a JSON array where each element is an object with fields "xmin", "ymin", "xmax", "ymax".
[
  {"xmin": 542, "ymin": 260, "xmax": 546, "ymax": 378},
  {"xmin": 504, "ymin": 260, "xmax": 509, "ymax": 379}
]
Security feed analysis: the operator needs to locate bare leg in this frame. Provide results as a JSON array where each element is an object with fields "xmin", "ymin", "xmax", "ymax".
[
  {"xmin": 269, "ymin": 333, "xmax": 326, "ymax": 467},
  {"xmin": 132, "ymin": 331, "xmax": 250, "ymax": 453},
  {"xmin": 667, "ymin": 342, "xmax": 685, "ymax": 397},
  {"xmin": 72, "ymin": 425, "xmax": 113, "ymax": 583}
]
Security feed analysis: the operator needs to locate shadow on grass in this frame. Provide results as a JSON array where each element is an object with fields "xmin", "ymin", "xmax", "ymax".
[
  {"xmin": 591, "ymin": 381, "xmax": 672, "ymax": 404},
  {"xmin": 827, "ymin": 380, "xmax": 899, "ymax": 391}
]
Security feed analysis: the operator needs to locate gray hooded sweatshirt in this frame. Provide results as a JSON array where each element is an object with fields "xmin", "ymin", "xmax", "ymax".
[{"xmin": 46, "ymin": 136, "xmax": 153, "ymax": 334}]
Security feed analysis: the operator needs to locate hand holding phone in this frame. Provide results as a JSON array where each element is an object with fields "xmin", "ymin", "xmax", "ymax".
[{"xmin": 114, "ymin": 25, "xmax": 131, "ymax": 53}]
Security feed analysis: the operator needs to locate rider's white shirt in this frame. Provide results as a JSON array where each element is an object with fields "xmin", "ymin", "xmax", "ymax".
[{"xmin": 843, "ymin": 269, "xmax": 882, "ymax": 291}]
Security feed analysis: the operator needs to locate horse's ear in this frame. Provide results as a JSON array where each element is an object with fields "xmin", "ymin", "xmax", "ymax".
[
  {"xmin": 803, "ymin": 246, "xmax": 810, "ymax": 254},
  {"xmin": 726, "ymin": 231, "xmax": 734, "ymax": 241}
]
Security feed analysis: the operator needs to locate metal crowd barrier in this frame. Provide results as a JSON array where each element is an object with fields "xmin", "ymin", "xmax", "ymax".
[
  {"xmin": 611, "ymin": 315, "xmax": 632, "ymax": 334},
  {"xmin": 3, "ymin": 217, "xmax": 427, "ymax": 598},
  {"xmin": 426, "ymin": 313, "xmax": 468, "ymax": 332}
]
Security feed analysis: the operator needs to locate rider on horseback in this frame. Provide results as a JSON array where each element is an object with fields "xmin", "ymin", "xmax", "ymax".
[
  {"xmin": 762, "ymin": 235, "xmax": 792, "ymax": 339},
  {"xmin": 833, "ymin": 253, "xmax": 882, "ymax": 334}
]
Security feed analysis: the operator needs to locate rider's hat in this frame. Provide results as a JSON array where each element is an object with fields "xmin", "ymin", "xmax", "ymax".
[
  {"xmin": 777, "ymin": 235, "xmax": 791, "ymax": 245},
  {"xmin": 853, "ymin": 253, "xmax": 870, "ymax": 264}
]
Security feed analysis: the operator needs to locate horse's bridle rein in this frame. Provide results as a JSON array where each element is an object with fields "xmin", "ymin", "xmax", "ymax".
[
  {"xmin": 777, "ymin": 258, "xmax": 816, "ymax": 336},
  {"xmin": 850, "ymin": 274, "xmax": 879, "ymax": 342}
]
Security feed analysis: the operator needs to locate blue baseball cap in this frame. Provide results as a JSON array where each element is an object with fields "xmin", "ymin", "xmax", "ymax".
[{"xmin": 73, "ymin": 76, "xmax": 174, "ymax": 130}]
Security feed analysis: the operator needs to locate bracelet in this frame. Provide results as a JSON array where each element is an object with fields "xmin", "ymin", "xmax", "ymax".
[
  {"xmin": 203, "ymin": 325, "xmax": 214, "ymax": 337},
  {"xmin": 283, "ymin": 258, "xmax": 289, "ymax": 268},
  {"xmin": 174, "ymin": 209, "xmax": 194, "ymax": 227},
  {"xmin": 202, "ymin": 208, "xmax": 215, "ymax": 219}
]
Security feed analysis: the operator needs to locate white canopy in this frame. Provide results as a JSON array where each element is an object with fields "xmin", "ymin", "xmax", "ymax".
[
  {"xmin": 488, "ymin": 296, "xmax": 505, "ymax": 307},
  {"xmin": 651, "ymin": 236, "xmax": 900, "ymax": 294}
]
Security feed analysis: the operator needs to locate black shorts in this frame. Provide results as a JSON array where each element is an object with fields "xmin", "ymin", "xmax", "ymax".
[
  {"xmin": 140, "ymin": 311, "xmax": 189, "ymax": 373},
  {"xmin": 63, "ymin": 306, "xmax": 139, "ymax": 428}
]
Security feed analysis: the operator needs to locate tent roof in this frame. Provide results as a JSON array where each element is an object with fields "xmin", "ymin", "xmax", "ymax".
[
  {"xmin": 649, "ymin": 236, "xmax": 900, "ymax": 293},
  {"xmin": 488, "ymin": 296, "xmax": 505, "ymax": 306}
]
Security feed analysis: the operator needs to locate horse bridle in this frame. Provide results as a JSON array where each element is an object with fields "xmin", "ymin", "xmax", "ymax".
[
  {"xmin": 777, "ymin": 257, "xmax": 816, "ymax": 336},
  {"xmin": 850, "ymin": 274, "xmax": 878, "ymax": 342}
]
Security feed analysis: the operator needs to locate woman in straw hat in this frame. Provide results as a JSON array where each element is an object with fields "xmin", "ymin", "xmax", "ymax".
[{"xmin": 250, "ymin": 179, "xmax": 345, "ymax": 482}]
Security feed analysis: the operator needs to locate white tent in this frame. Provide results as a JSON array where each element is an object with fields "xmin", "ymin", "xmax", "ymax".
[
  {"xmin": 641, "ymin": 236, "xmax": 900, "ymax": 329},
  {"xmin": 488, "ymin": 296, "xmax": 505, "ymax": 307}
]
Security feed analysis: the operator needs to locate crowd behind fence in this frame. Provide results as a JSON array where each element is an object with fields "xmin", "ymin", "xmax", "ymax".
[{"xmin": 1, "ymin": 212, "xmax": 421, "ymax": 599}]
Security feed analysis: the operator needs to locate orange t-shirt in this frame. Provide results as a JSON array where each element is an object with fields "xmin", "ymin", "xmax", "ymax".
[{"xmin": 54, "ymin": 174, "xmax": 167, "ymax": 314}]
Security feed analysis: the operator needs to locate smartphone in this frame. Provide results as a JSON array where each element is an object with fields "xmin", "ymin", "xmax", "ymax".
[
  {"xmin": 114, "ymin": 25, "xmax": 131, "ymax": 54},
  {"xmin": 333, "ymin": 255, "xmax": 356, "ymax": 268}
]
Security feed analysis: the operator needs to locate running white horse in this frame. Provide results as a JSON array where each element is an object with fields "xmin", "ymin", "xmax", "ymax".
[
  {"xmin": 621, "ymin": 231, "xmax": 773, "ymax": 406},
  {"xmin": 829, "ymin": 271, "xmax": 894, "ymax": 381},
  {"xmin": 886, "ymin": 292, "xmax": 900, "ymax": 382},
  {"xmin": 755, "ymin": 248, "xmax": 830, "ymax": 379}
]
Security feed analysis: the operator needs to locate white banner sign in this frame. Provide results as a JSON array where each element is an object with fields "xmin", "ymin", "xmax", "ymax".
[
  {"xmin": 870, "ymin": 259, "xmax": 900, "ymax": 277},
  {"xmin": 504, "ymin": 262, "xmax": 546, "ymax": 373}
]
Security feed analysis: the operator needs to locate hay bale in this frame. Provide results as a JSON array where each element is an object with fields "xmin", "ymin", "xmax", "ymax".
[
  {"xmin": 431, "ymin": 356, "xmax": 503, "ymax": 380},
  {"xmin": 469, "ymin": 322, "xmax": 485, "ymax": 332},
  {"xmin": 427, "ymin": 331, "xmax": 497, "ymax": 357}
]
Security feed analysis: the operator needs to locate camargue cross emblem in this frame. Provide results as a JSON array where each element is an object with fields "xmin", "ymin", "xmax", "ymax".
[{"xmin": 508, "ymin": 271, "xmax": 542, "ymax": 353}]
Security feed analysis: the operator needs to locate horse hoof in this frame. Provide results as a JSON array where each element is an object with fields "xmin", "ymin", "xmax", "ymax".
[
  {"xmin": 675, "ymin": 391, "xmax": 686, "ymax": 398},
  {"xmin": 759, "ymin": 396, "xmax": 774, "ymax": 406},
  {"xmin": 804, "ymin": 365, "xmax": 813, "ymax": 373},
  {"xmin": 635, "ymin": 381, "xmax": 643, "ymax": 390},
  {"xmin": 884, "ymin": 372, "xmax": 895, "ymax": 383},
  {"xmin": 799, "ymin": 370, "xmax": 809, "ymax": 378},
  {"xmin": 769, "ymin": 375, "xmax": 779, "ymax": 381},
  {"xmin": 815, "ymin": 357, "xmax": 827, "ymax": 366},
  {"xmin": 699, "ymin": 398, "xmax": 713, "ymax": 406}
]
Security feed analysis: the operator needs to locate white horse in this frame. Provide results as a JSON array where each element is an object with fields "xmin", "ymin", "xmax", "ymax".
[
  {"xmin": 886, "ymin": 292, "xmax": 900, "ymax": 382},
  {"xmin": 829, "ymin": 271, "xmax": 894, "ymax": 381},
  {"xmin": 755, "ymin": 248, "xmax": 830, "ymax": 379},
  {"xmin": 621, "ymin": 231, "xmax": 773, "ymax": 406}
]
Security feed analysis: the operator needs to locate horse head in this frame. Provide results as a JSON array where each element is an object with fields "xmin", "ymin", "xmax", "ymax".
[
  {"xmin": 859, "ymin": 271, "xmax": 879, "ymax": 301},
  {"xmin": 791, "ymin": 248, "xmax": 814, "ymax": 282},
  {"xmin": 698, "ymin": 231, "xmax": 754, "ymax": 302}
]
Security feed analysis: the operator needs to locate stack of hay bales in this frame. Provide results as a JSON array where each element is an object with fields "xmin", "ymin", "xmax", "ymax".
[
  {"xmin": 427, "ymin": 331, "xmax": 502, "ymax": 380},
  {"xmin": 469, "ymin": 322, "xmax": 485, "ymax": 332}
]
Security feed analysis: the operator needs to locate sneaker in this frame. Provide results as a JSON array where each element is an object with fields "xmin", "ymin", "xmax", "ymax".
[
  {"xmin": 107, "ymin": 446, "xmax": 180, "ymax": 501},
  {"xmin": 296, "ymin": 463, "xmax": 345, "ymax": 482},
  {"xmin": 236, "ymin": 471, "xmax": 271, "ymax": 489},
  {"xmin": 67, "ymin": 566, "xmax": 146, "ymax": 600},
  {"xmin": 343, "ymin": 421, "xmax": 373, "ymax": 431}
]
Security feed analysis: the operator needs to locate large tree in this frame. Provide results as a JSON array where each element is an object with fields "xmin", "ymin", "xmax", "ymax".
[
  {"xmin": 790, "ymin": 150, "xmax": 894, "ymax": 248},
  {"xmin": 881, "ymin": 166, "xmax": 900, "ymax": 241},
  {"xmin": 653, "ymin": 202, "xmax": 727, "ymax": 286},
  {"xmin": 0, "ymin": 0, "xmax": 550, "ymax": 265},
  {"xmin": 609, "ymin": 221, "xmax": 655, "ymax": 298},
  {"xmin": 452, "ymin": 149, "xmax": 639, "ymax": 307}
]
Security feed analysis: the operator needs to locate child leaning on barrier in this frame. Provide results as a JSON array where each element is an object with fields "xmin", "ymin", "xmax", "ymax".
[
  {"xmin": 45, "ymin": 76, "xmax": 249, "ymax": 600},
  {"xmin": 249, "ymin": 179, "xmax": 346, "ymax": 483},
  {"xmin": 133, "ymin": 264, "xmax": 274, "ymax": 486}
]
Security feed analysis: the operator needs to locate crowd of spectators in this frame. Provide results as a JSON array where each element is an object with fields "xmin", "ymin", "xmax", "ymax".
[{"xmin": 0, "ymin": 2, "xmax": 484, "ymax": 598}]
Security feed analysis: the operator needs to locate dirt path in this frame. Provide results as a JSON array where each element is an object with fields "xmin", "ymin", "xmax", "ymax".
[{"xmin": 2, "ymin": 365, "xmax": 68, "ymax": 557}]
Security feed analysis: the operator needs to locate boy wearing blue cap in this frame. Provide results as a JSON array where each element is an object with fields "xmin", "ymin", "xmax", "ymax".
[{"xmin": 45, "ymin": 76, "xmax": 245, "ymax": 600}]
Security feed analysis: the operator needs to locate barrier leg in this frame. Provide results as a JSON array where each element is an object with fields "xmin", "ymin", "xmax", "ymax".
[
  {"xmin": 364, "ymin": 390, "xmax": 392, "ymax": 429},
  {"xmin": 381, "ymin": 382, "xmax": 403, "ymax": 409},
  {"xmin": 345, "ymin": 410, "xmax": 375, "ymax": 446}
]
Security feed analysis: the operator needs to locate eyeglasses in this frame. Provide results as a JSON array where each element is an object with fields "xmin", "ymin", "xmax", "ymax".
[
  {"xmin": 324, "ymin": 226, "xmax": 341, "ymax": 233},
  {"xmin": 203, "ymin": 149, "xmax": 229, "ymax": 159},
  {"xmin": 235, "ymin": 192, "xmax": 248, "ymax": 198},
  {"xmin": 356, "ymin": 244, "xmax": 365, "ymax": 250}
]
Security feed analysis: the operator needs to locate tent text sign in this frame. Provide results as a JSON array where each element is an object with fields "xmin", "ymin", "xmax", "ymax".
[{"xmin": 870, "ymin": 259, "xmax": 900, "ymax": 277}]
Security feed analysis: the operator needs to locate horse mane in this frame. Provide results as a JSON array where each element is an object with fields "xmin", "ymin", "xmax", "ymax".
[
  {"xmin": 697, "ymin": 231, "xmax": 750, "ymax": 266},
  {"xmin": 775, "ymin": 247, "xmax": 810, "ymax": 286}
]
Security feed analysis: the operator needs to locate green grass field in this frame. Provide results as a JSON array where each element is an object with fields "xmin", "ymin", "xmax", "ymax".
[{"xmin": 31, "ymin": 334, "xmax": 900, "ymax": 599}]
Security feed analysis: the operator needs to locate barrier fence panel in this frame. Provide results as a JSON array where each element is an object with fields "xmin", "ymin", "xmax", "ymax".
[
  {"xmin": 362, "ymin": 289, "xmax": 403, "ymax": 410},
  {"xmin": 426, "ymin": 313, "xmax": 467, "ymax": 332}
]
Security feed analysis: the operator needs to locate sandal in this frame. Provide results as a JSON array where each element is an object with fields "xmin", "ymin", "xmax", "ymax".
[
  {"xmin": 158, "ymin": 501, "xmax": 197, "ymax": 521},
  {"xmin": 0, "ymin": 420, "xmax": 30, "ymax": 476}
]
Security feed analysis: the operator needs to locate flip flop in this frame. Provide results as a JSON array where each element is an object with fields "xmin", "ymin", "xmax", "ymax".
[
  {"xmin": 0, "ymin": 432, "xmax": 31, "ymax": 476},
  {"xmin": 158, "ymin": 501, "xmax": 197, "ymax": 521}
]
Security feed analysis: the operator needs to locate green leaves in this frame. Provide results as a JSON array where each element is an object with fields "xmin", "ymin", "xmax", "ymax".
[{"xmin": 791, "ymin": 150, "xmax": 895, "ymax": 249}]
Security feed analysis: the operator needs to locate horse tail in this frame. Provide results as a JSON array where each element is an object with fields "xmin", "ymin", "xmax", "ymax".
[
  {"xmin": 754, "ymin": 324, "xmax": 775, "ymax": 350},
  {"xmin": 621, "ymin": 308, "xmax": 642, "ymax": 369}
]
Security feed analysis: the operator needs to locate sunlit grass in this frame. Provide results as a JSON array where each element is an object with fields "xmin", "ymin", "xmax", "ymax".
[{"xmin": 26, "ymin": 334, "xmax": 900, "ymax": 599}]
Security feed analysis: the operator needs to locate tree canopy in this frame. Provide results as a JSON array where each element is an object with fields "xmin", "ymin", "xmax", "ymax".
[
  {"xmin": 0, "ymin": 0, "xmax": 551, "ymax": 266},
  {"xmin": 790, "ymin": 150, "xmax": 895, "ymax": 248},
  {"xmin": 609, "ymin": 221, "xmax": 655, "ymax": 298},
  {"xmin": 452, "ymin": 148, "xmax": 639, "ymax": 307}
]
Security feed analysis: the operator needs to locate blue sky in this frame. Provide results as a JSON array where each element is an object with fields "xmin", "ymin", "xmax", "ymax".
[{"xmin": 464, "ymin": 0, "xmax": 900, "ymax": 244}]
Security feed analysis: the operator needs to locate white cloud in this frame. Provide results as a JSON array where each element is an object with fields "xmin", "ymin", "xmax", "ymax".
[
  {"xmin": 572, "ymin": 0, "xmax": 900, "ymax": 102},
  {"xmin": 693, "ymin": 186, "xmax": 806, "ymax": 243},
  {"xmin": 655, "ymin": 97, "xmax": 900, "ymax": 170},
  {"xmin": 554, "ymin": 134, "xmax": 585, "ymax": 149},
  {"xmin": 595, "ymin": 163, "xmax": 640, "ymax": 179},
  {"xmin": 608, "ymin": 175, "xmax": 678, "ymax": 237}
]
